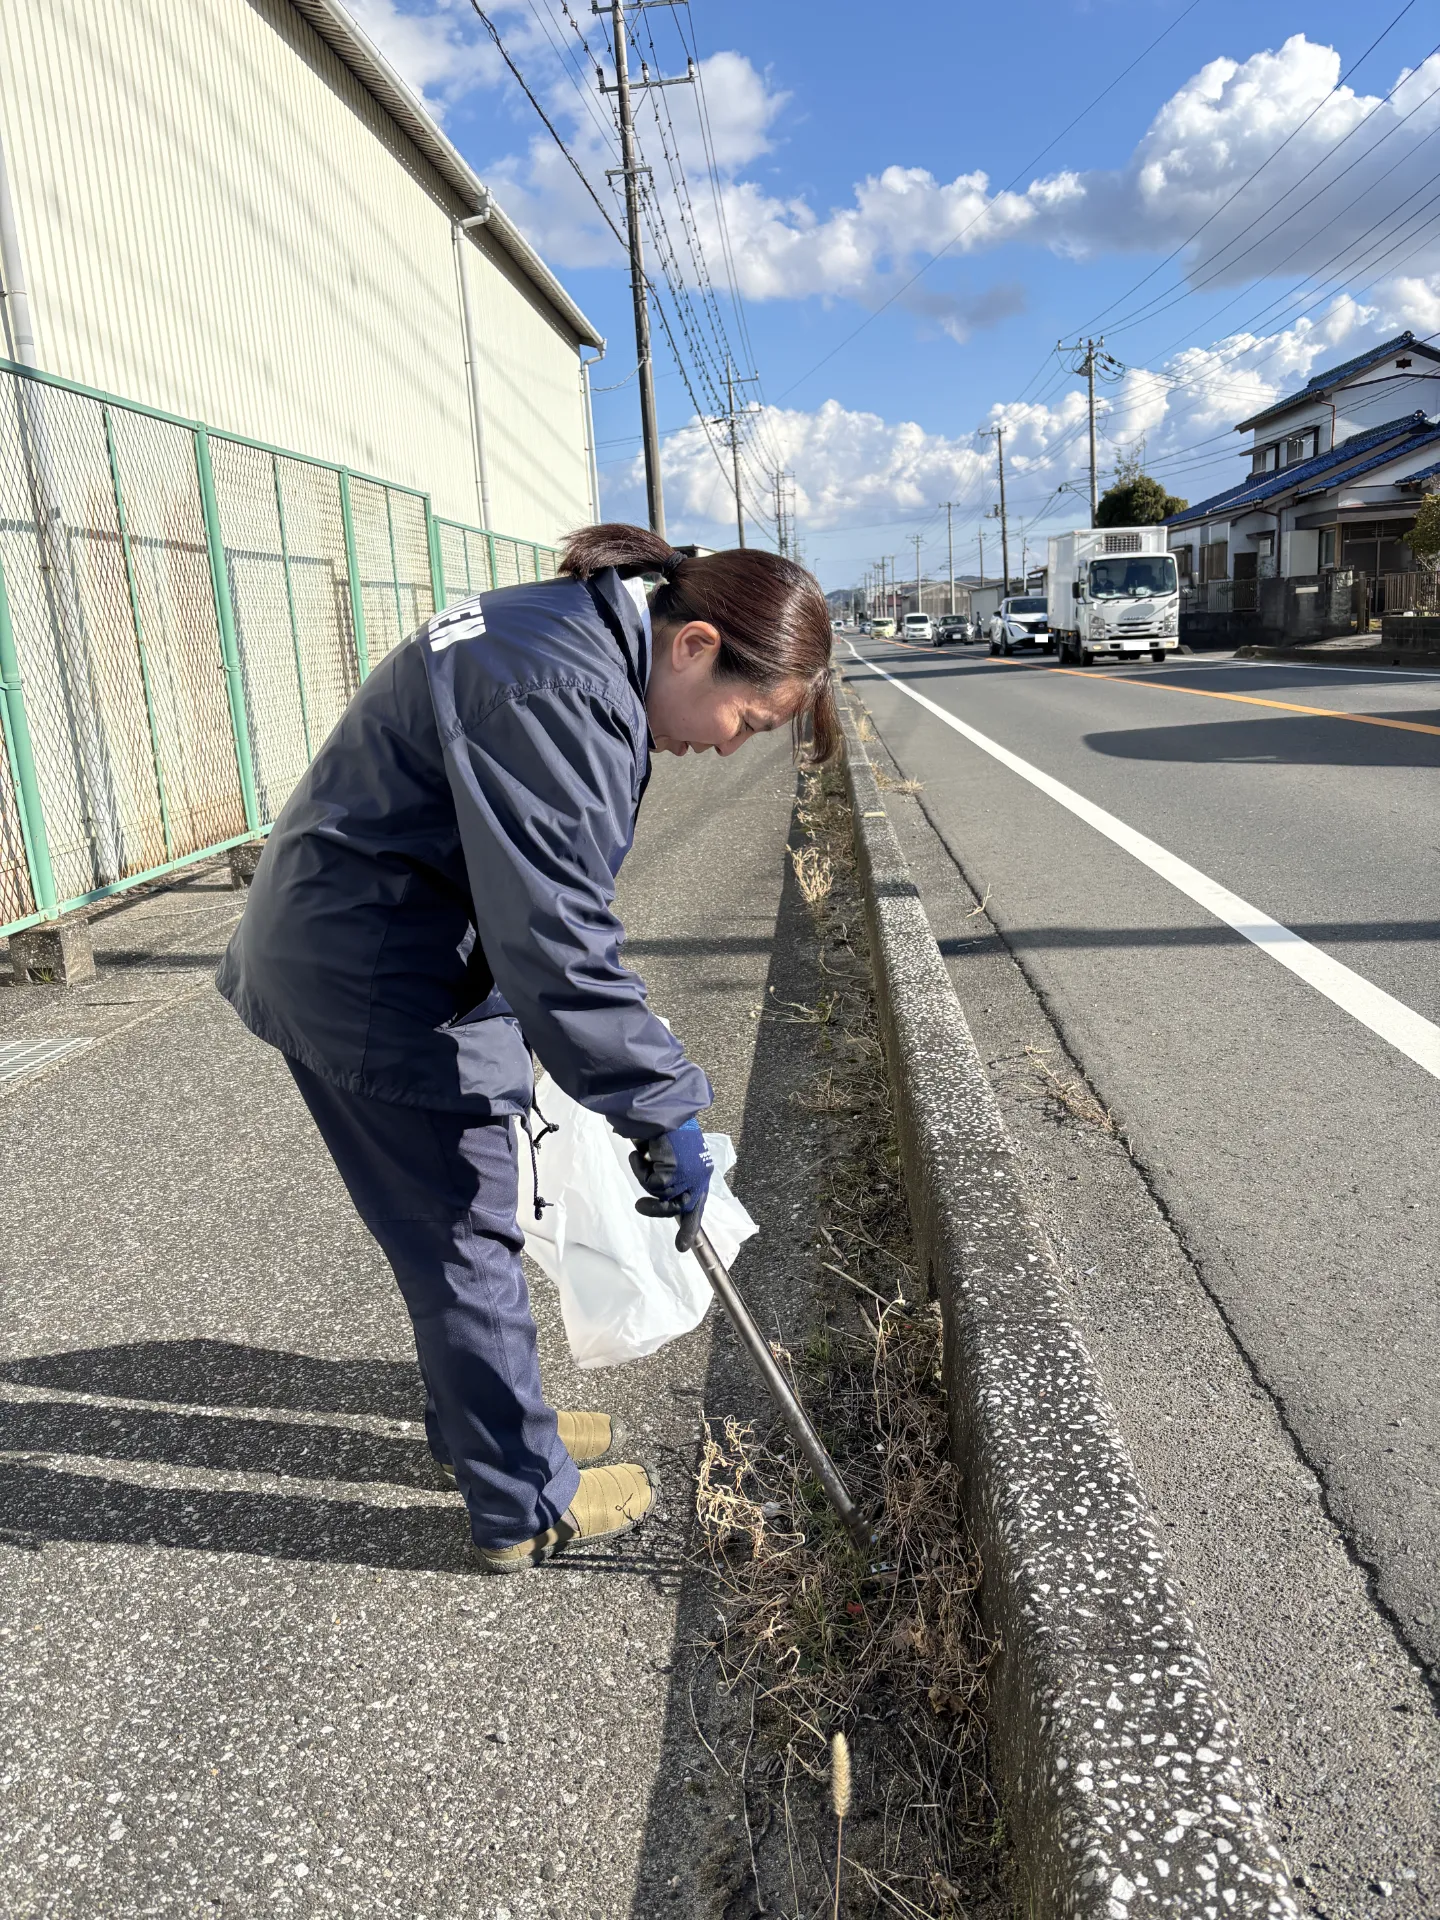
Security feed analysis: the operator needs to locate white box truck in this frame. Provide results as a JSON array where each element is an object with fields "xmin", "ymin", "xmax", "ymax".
[{"xmin": 1046, "ymin": 528, "xmax": 1180, "ymax": 664}]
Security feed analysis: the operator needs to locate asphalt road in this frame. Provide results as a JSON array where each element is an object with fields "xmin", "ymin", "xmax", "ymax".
[
  {"xmin": 0, "ymin": 734, "xmax": 820, "ymax": 1920},
  {"xmin": 845, "ymin": 634, "xmax": 1440, "ymax": 1902}
]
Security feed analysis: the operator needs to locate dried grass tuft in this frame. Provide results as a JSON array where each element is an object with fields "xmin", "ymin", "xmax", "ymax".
[
  {"xmin": 694, "ymin": 749, "xmax": 1000, "ymax": 1917},
  {"xmin": 792, "ymin": 844, "xmax": 837, "ymax": 909},
  {"xmin": 873, "ymin": 766, "xmax": 922, "ymax": 796},
  {"xmin": 1024, "ymin": 1044, "xmax": 1117, "ymax": 1135}
]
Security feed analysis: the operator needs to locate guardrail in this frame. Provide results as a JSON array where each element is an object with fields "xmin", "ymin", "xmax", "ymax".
[{"xmin": 0, "ymin": 359, "xmax": 557, "ymax": 940}]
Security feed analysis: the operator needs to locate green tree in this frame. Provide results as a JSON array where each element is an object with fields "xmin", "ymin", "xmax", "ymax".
[
  {"xmin": 1409, "ymin": 489, "xmax": 1440, "ymax": 568},
  {"xmin": 1095, "ymin": 473, "xmax": 1188, "ymax": 526}
]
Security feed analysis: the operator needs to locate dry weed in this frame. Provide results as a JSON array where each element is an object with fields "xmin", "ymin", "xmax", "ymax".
[
  {"xmin": 873, "ymin": 767, "xmax": 922, "ymax": 796},
  {"xmin": 694, "ymin": 761, "xmax": 1001, "ymax": 1917},
  {"xmin": 1024, "ymin": 1044, "xmax": 1117, "ymax": 1134},
  {"xmin": 792, "ymin": 843, "xmax": 837, "ymax": 908}
]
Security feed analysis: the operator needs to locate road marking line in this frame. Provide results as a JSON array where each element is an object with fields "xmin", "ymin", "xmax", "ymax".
[
  {"xmin": 1239, "ymin": 658, "xmax": 1440, "ymax": 681},
  {"xmin": 845, "ymin": 643, "xmax": 1440, "ymax": 1085},
  {"xmin": 1000, "ymin": 658, "xmax": 1440, "ymax": 738},
  {"xmin": 0, "ymin": 1036, "xmax": 91, "ymax": 1088}
]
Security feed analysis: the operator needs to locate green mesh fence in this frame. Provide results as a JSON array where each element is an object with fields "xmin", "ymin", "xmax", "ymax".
[{"xmin": 0, "ymin": 360, "xmax": 559, "ymax": 939}]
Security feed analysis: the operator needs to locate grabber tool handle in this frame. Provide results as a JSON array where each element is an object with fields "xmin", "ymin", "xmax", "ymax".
[{"xmin": 692, "ymin": 1229, "xmax": 876, "ymax": 1555}]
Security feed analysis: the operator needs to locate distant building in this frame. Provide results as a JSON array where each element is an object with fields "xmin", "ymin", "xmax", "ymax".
[
  {"xmin": 0, "ymin": 0, "xmax": 603, "ymax": 542},
  {"xmin": 1165, "ymin": 332, "xmax": 1440, "ymax": 591}
]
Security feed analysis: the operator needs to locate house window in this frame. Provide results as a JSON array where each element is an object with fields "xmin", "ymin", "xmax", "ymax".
[
  {"xmin": 1251, "ymin": 443, "xmax": 1279, "ymax": 474},
  {"xmin": 1201, "ymin": 541, "xmax": 1229, "ymax": 582},
  {"xmin": 1282, "ymin": 430, "xmax": 1317, "ymax": 467},
  {"xmin": 1318, "ymin": 528, "xmax": 1336, "ymax": 569},
  {"xmin": 1254, "ymin": 533, "xmax": 1274, "ymax": 558},
  {"xmin": 1172, "ymin": 545, "xmax": 1193, "ymax": 581}
]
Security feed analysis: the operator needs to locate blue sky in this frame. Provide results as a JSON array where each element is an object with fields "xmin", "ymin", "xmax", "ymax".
[{"xmin": 348, "ymin": 0, "xmax": 1440, "ymax": 585}]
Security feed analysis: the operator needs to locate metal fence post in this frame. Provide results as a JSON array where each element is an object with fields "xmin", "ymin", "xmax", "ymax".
[
  {"xmin": 337, "ymin": 469, "xmax": 370, "ymax": 679},
  {"xmin": 382, "ymin": 487, "xmax": 404, "ymax": 640},
  {"xmin": 485, "ymin": 528, "xmax": 498, "ymax": 593},
  {"xmin": 0, "ymin": 550, "xmax": 57, "ymax": 915},
  {"xmin": 532, "ymin": 542, "xmax": 542, "ymax": 581},
  {"xmin": 271, "ymin": 454, "xmax": 314, "ymax": 761},
  {"xmin": 194, "ymin": 425, "xmax": 261, "ymax": 834},
  {"xmin": 104, "ymin": 405, "xmax": 174, "ymax": 859},
  {"xmin": 425, "ymin": 498, "xmax": 446, "ymax": 612}
]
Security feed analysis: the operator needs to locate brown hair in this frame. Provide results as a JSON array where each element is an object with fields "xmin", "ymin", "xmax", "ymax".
[{"xmin": 559, "ymin": 522, "xmax": 839, "ymax": 762}]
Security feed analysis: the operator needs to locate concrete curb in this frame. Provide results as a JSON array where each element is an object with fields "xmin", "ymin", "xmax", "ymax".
[
  {"xmin": 1234, "ymin": 642, "xmax": 1440, "ymax": 668},
  {"xmin": 839, "ymin": 699, "xmax": 1300, "ymax": 1920}
]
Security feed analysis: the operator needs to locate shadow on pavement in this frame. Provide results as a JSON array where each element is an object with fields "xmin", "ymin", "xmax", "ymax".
[
  {"xmin": 1, "ymin": 1340, "xmax": 425, "ymax": 1415},
  {"xmin": 0, "ymin": 1456, "xmax": 688, "ymax": 1582},
  {"xmin": 0, "ymin": 1393, "xmax": 442, "ymax": 1487},
  {"xmin": 938, "ymin": 918, "xmax": 1440, "ymax": 956},
  {"xmin": 1085, "ymin": 713, "xmax": 1440, "ymax": 766},
  {"xmin": 0, "ymin": 1341, "xmax": 692, "ymax": 1580}
]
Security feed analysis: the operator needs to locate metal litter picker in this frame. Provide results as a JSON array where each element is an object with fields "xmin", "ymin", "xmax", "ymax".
[{"xmin": 692, "ymin": 1229, "xmax": 876, "ymax": 1554}]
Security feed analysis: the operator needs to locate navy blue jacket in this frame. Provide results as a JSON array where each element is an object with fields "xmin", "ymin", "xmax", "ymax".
[{"xmin": 216, "ymin": 568, "xmax": 712, "ymax": 1138}]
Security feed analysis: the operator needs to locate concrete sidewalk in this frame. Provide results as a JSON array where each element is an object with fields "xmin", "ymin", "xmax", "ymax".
[{"xmin": 0, "ymin": 737, "xmax": 821, "ymax": 1919}]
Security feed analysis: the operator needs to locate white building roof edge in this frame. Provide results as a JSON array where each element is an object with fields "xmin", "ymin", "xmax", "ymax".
[{"xmin": 290, "ymin": 0, "xmax": 605, "ymax": 351}]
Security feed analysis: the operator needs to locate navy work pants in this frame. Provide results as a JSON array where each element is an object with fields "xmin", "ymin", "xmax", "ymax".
[{"xmin": 287, "ymin": 1060, "xmax": 581, "ymax": 1548}]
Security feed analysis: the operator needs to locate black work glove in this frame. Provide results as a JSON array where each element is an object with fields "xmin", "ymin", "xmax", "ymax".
[{"xmin": 629, "ymin": 1117, "xmax": 713, "ymax": 1252}]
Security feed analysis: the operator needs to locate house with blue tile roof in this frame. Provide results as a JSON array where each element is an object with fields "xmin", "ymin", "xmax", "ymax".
[{"xmin": 1165, "ymin": 332, "xmax": 1440, "ymax": 606}]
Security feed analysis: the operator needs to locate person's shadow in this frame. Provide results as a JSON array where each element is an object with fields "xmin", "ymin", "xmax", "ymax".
[{"xmin": 0, "ymin": 1341, "xmax": 672, "ymax": 1578}]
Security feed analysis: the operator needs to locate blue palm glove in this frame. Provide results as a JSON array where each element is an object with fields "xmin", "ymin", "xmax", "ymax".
[{"xmin": 629, "ymin": 1117, "xmax": 713, "ymax": 1252}]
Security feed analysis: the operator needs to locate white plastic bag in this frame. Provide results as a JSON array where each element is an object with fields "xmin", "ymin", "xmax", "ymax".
[{"xmin": 520, "ymin": 1080, "xmax": 759, "ymax": 1369}]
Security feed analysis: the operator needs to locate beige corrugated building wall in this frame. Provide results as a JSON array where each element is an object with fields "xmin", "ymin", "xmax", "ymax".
[{"xmin": 0, "ymin": 0, "xmax": 602, "ymax": 543}]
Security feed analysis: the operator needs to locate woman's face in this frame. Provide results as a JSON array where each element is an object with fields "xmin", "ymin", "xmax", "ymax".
[{"xmin": 646, "ymin": 620, "xmax": 804, "ymax": 757}]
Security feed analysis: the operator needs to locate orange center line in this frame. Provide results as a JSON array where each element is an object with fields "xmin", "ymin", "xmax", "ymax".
[{"xmin": 1006, "ymin": 658, "xmax": 1440, "ymax": 739}]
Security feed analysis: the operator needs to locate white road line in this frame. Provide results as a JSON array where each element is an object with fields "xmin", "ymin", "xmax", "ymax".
[
  {"xmin": 1233, "ymin": 658, "xmax": 1440, "ymax": 682},
  {"xmin": 0, "ymin": 1036, "xmax": 91, "ymax": 1088},
  {"xmin": 846, "ymin": 642, "xmax": 1440, "ymax": 1086}
]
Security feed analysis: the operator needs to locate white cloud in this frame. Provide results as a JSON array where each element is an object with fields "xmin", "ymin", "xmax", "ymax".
[
  {"xmin": 341, "ymin": 10, "xmax": 1440, "ymax": 318},
  {"xmin": 341, "ymin": 0, "xmax": 501, "ymax": 114},
  {"xmin": 604, "ymin": 294, "xmax": 1426, "ymax": 560},
  {"xmin": 349, "ymin": 7, "xmax": 1440, "ymax": 389},
  {"xmin": 688, "ymin": 37, "xmax": 1440, "ymax": 305}
]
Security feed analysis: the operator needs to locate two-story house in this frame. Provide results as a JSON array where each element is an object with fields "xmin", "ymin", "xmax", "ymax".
[{"xmin": 1166, "ymin": 332, "xmax": 1440, "ymax": 611}]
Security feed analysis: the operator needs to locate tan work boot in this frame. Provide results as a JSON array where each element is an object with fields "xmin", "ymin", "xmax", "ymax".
[
  {"xmin": 556, "ymin": 1408, "xmax": 621, "ymax": 1463},
  {"xmin": 469, "ymin": 1463, "xmax": 655, "ymax": 1575},
  {"xmin": 434, "ymin": 1410, "xmax": 620, "ymax": 1490}
]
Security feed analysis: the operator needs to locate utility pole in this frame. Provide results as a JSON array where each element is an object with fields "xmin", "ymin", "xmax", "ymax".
[
  {"xmin": 977, "ymin": 527, "xmax": 985, "ymax": 590},
  {"xmin": 982, "ymin": 426, "xmax": 1011, "ymax": 591},
  {"xmin": 910, "ymin": 532, "xmax": 923, "ymax": 618},
  {"xmin": 711, "ymin": 358, "xmax": 758, "ymax": 547},
  {"xmin": 1057, "ymin": 336, "xmax": 1123, "ymax": 527},
  {"xmin": 941, "ymin": 502, "xmax": 955, "ymax": 614},
  {"xmin": 598, "ymin": 2, "xmax": 695, "ymax": 537},
  {"xmin": 773, "ymin": 470, "xmax": 791, "ymax": 558}
]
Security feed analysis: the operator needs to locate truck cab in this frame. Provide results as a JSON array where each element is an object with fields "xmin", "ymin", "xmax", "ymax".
[{"xmin": 1047, "ymin": 529, "xmax": 1180, "ymax": 664}]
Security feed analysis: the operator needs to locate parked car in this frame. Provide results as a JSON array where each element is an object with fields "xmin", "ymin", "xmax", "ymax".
[
  {"xmin": 857, "ymin": 618, "xmax": 872, "ymax": 633},
  {"xmin": 870, "ymin": 616, "xmax": 897, "ymax": 638},
  {"xmin": 988, "ymin": 595, "xmax": 1052, "ymax": 655},
  {"xmin": 903, "ymin": 612, "xmax": 936, "ymax": 643},
  {"xmin": 935, "ymin": 614, "xmax": 972, "ymax": 645}
]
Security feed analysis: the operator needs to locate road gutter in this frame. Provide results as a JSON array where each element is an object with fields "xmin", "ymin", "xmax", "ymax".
[{"xmin": 841, "ymin": 694, "xmax": 1300, "ymax": 1920}]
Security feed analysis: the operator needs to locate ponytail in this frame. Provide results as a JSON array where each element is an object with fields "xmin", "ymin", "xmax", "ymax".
[{"xmin": 558, "ymin": 522, "xmax": 839, "ymax": 762}]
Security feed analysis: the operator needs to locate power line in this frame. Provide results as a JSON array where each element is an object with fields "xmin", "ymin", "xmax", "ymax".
[
  {"xmin": 775, "ymin": 0, "xmax": 1207, "ymax": 400},
  {"xmin": 1055, "ymin": 0, "xmax": 1425, "ymax": 341}
]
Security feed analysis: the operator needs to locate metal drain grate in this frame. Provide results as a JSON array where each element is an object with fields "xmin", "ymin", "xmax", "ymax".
[{"xmin": 0, "ymin": 1037, "xmax": 93, "ymax": 1089}]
